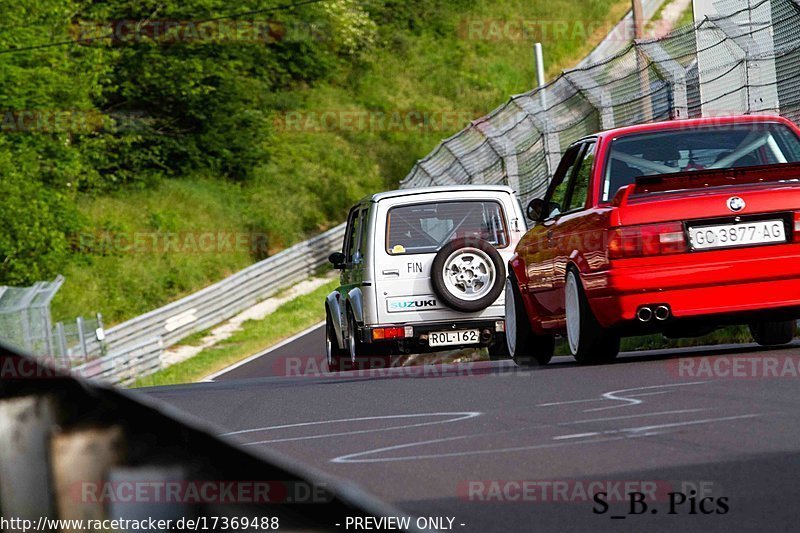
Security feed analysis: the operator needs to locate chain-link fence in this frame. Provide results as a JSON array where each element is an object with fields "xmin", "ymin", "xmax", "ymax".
[
  {"xmin": 51, "ymin": 314, "xmax": 106, "ymax": 364},
  {"xmin": 0, "ymin": 275, "xmax": 106, "ymax": 365},
  {"xmin": 401, "ymin": 0, "xmax": 800, "ymax": 205},
  {"xmin": 0, "ymin": 276, "xmax": 64, "ymax": 357}
]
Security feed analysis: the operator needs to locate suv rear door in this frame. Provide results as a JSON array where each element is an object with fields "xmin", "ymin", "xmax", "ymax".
[
  {"xmin": 374, "ymin": 195, "xmax": 512, "ymax": 324},
  {"xmin": 338, "ymin": 205, "xmax": 368, "ymax": 322}
]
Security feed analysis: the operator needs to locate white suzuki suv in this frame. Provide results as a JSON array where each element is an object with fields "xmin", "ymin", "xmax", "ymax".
[{"xmin": 325, "ymin": 185, "xmax": 526, "ymax": 371}]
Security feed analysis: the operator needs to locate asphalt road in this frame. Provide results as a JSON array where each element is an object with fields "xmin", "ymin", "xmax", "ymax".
[{"xmin": 145, "ymin": 327, "xmax": 800, "ymax": 532}]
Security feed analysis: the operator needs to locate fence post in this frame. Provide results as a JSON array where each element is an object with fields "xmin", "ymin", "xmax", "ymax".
[
  {"xmin": 474, "ymin": 119, "xmax": 520, "ymax": 193},
  {"xmin": 40, "ymin": 306, "xmax": 53, "ymax": 357},
  {"xmin": 56, "ymin": 321, "xmax": 67, "ymax": 361},
  {"xmin": 76, "ymin": 316, "xmax": 88, "ymax": 359},
  {"xmin": 564, "ymin": 71, "xmax": 616, "ymax": 130},
  {"xmin": 515, "ymin": 97, "xmax": 561, "ymax": 180},
  {"xmin": 709, "ymin": 10, "xmax": 779, "ymax": 113},
  {"xmin": 638, "ymin": 41, "xmax": 689, "ymax": 119}
]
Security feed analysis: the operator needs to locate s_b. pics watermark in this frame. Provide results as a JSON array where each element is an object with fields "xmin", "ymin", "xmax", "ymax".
[{"xmin": 459, "ymin": 479, "xmax": 729, "ymax": 516}]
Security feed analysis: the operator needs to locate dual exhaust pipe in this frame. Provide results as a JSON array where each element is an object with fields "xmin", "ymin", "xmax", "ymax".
[{"xmin": 637, "ymin": 304, "xmax": 671, "ymax": 323}]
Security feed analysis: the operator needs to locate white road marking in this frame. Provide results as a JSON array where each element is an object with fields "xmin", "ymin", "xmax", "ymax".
[
  {"xmin": 553, "ymin": 413, "xmax": 761, "ymax": 441},
  {"xmin": 562, "ymin": 408, "xmax": 709, "ymax": 425},
  {"xmin": 618, "ymin": 413, "xmax": 762, "ymax": 434},
  {"xmin": 330, "ymin": 433, "xmax": 649, "ymax": 464},
  {"xmin": 537, "ymin": 398, "xmax": 607, "ymax": 407},
  {"xmin": 553, "ymin": 432, "xmax": 599, "ymax": 440},
  {"xmin": 330, "ymin": 413, "xmax": 762, "ymax": 464},
  {"xmin": 539, "ymin": 382, "xmax": 706, "ymax": 411},
  {"xmin": 200, "ymin": 321, "xmax": 325, "ymax": 382},
  {"xmin": 585, "ymin": 382, "xmax": 707, "ymax": 412},
  {"xmin": 221, "ymin": 412, "xmax": 482, "ymax": 445}
]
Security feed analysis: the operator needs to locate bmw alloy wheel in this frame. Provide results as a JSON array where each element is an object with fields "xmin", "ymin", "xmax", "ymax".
[
  {"xmin": 504, "ymin": 279, "xmax": 517, "ymax": 356},
  {"xmin": 565, "ymin": 271, "xmax": 581, "ymax": 356}
]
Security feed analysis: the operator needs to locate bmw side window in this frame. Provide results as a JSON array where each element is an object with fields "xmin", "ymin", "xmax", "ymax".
[
  {"xmin": 546, "ymin": 144, "xmax": 582, "ymax": 219},
  {"xmin": 566, "ymin": 142, "xmax": 596, "ymax": 211}
]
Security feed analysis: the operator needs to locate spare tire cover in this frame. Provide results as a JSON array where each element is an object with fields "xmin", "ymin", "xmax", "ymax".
[{"xmin": 430, "ymin": 237, "xmax": 505, "ymax": 313}]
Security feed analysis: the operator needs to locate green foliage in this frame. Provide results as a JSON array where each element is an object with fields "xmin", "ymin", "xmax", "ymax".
[{"xmin": 1, "ymin": 0, "xmax": 630, "ymax": 324}]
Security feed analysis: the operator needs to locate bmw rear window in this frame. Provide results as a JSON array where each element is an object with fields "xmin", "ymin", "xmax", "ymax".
[{"xmin": 385, "ymin": 200, "xmax": 508, "ymax": 255}]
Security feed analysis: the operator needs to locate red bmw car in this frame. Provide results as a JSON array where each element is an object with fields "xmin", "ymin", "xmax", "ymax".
[{"xmin": 505, "ymin": 115, "xmax": 800, "ymax": 365}]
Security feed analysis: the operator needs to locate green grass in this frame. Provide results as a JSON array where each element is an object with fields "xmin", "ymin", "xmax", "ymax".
[
  {"xmin": 52, "ymin": 0, "xmax": 632, "ymax": 326},
  {"xmin": 178, "ymin": 327, "xmax": 214, "ymax": 347},
  {"xmin": 131, "ymin": 279, "xmax": 338, "ymax": 388}
]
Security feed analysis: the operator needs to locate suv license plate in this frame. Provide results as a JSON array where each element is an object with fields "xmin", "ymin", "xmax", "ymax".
[
  {"xmin": 429, "ymin": 329, "xmax": 480, "ymax": 347},
  {"xmin": 688, "ymin": 219, "xmax": 786, "ymax": 250}
]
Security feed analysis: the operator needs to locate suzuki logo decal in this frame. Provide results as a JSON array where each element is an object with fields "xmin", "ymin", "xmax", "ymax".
[
  {"xmin": 389, "ymin": 299, "xmax": 437, "ymax": 309},
  {"xmin": 386, "ymin": 296, "xmax": 440, "ymax": 312},
  {"xmin": 727, "ymin": 196, "xmax": 746, "ymax": 212}
]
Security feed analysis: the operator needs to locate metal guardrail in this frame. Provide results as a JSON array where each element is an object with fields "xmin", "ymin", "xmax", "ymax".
[
  {"xmin": 73, "ymin": 224, "xmax": 345, "ymax": 385},
  {"xmin": 73, "ymin": 337, "xmax": 163, "ymax": 386}
]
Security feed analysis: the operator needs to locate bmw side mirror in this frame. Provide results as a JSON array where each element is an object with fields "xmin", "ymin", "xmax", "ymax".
[
  {"xmin": 526, "ymin": 198, "xmax": 545, "ymax": 222},
  {"xmin": 328, "ymin": 252, "xmax": 346, "ymax": 269}
]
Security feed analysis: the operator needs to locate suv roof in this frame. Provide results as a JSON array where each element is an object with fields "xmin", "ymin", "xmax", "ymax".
[{"xmin": 364, "ymin": 184, "xmax": 516, "ymax": 204}]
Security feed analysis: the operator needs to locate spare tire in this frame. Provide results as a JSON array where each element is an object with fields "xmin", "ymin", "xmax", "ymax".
[{"xmin": 431, "ymin": 237, "xmax": 505, "ymax": 313}]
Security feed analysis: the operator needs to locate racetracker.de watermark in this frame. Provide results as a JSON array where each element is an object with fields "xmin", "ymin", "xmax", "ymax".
[
  {"xmin": 71, "ymin": 231, "xmax": 270, "ymax": 255},
  {"xmin": 270, "ymin": 355, "xmax": 526, "ymax": 379},
  {"xmin": 458, "ymin": 479, "xmax": 719, "ymax": 503},
  {"xmin": 0, "ymin": 354, "xmax": 69, "ymax": 380},
  {"xmin": 1, "ymin": 110, "xmax": 104, "ymax": 134},
  {"xmin": 458, "ymin": 19, "xmax": 674, "ymax": 42},
  {"xmin": 74, "ymin": 480, "xmax": 331, "ymax": 504},
  {"xmin": 71, "ymin": 19, "xmax": 286, "ymax": 44},
  {"xmin": 272, "ymin": 110, "xmax": 479, "ymax": 133},
  {"xmin": 669, "ymin": 355, "xmax": 800, "ymax": 379}
]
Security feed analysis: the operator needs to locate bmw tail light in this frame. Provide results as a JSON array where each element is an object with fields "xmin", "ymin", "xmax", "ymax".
[{"xmin": 608, "ymin": 222, "xmax": 687, "ymax": 259}]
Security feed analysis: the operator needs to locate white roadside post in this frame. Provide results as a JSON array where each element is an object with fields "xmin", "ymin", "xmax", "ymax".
[{"xmin": 533, "ymin": 43, "xmax": 561, "ymax": 179}]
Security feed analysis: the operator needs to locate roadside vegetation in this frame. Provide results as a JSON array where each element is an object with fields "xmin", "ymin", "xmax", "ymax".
[{"xmin": 0, "ymin": 0, "xmax": 631, "ymax": 324}]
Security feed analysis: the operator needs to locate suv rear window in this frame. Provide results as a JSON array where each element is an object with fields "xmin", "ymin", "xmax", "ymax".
[{"xmin": 386, "ymin": 200, "xmax": 508, "ymax": 255}]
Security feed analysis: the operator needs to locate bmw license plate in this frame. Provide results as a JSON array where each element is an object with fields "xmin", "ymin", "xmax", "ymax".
[
  {"xmin": 688, "ymin": 219, "xmax": 786, "ymax": 251},
  {"xmin": 429, "ymin": 329, "xmax": 480, "ymax": 347}
]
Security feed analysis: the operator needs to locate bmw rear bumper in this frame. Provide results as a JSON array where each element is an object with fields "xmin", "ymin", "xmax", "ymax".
[{"xmin": 584, "ymin": 243, "xmax": 800, "ymax": 328}]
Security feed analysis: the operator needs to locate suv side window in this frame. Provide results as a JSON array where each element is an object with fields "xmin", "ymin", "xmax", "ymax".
[
  {"xmin": 343, "ymin": 207, "xmax": 360, "ymax": 264},
  {"xmin": 566, "ymin": 141, "xmax": 596, "ymax": 211},
  {"xmin": 353, "ymin": 208, "xmax": 369, "ymax": 263},
  {"xmin": 545, "ymin": 144, "xmax": 582, "ymax": 218}
]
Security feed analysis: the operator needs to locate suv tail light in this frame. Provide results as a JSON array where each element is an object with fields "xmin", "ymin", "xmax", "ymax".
[
  {"xmin": 608, "ymin": 222, "xmax": 688, "ymax": 259},
  {"xmin": 372, "ymin": 326, "xmax": 413, "ymax": 340}
]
